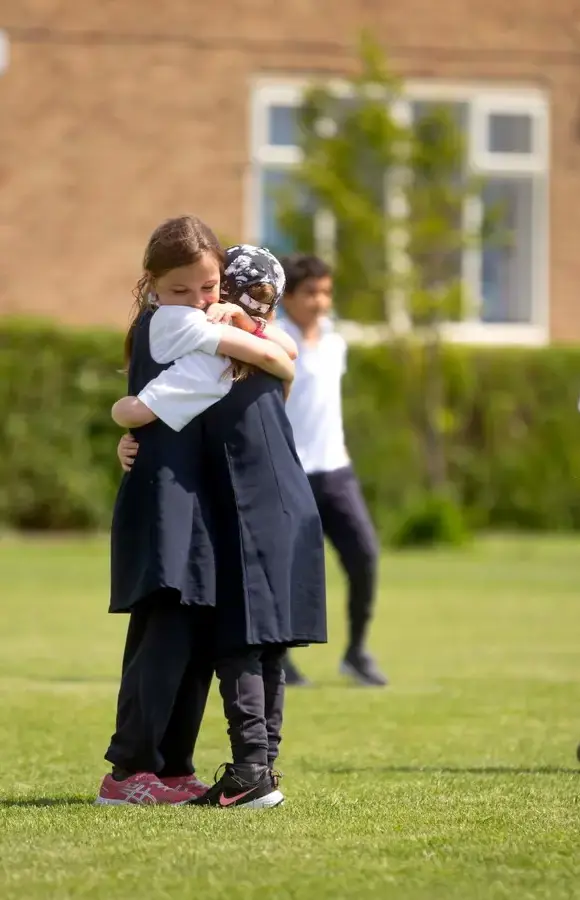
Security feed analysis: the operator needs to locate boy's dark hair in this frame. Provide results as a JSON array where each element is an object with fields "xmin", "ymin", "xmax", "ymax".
[{"xmin": 280, "ymin": 254, "xmax": 332, "ymax": 295}]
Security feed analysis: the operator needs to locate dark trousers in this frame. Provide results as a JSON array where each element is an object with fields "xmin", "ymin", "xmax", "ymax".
[
  {"xmin": 308, "ymin": 465, "xmax": 378, "ymax": 652},
  {"xmin": 105, "ymin": 591, "xmax": 214, "ymax": 776},
  {"xmin": 215, "ymin": 646, "xmax": 286, "ymax": 768}
]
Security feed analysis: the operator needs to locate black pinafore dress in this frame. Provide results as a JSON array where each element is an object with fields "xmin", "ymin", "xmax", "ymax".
[
  {"xmin": 199, "ymin": 371, "xmax": 327, "ymax": 654},
  {"xmin": 109, "ymin": 309, "xmax": 216, "ymax": 613}
]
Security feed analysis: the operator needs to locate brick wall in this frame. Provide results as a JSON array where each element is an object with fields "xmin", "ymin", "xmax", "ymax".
[{"xmin": 1, "ymin": 1, "xmax": 579, "ymax": 338}]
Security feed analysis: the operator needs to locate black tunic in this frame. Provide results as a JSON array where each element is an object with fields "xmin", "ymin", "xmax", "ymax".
[
  {"xmin": 110, "ymin": 309, "xmax": 327, "ymax": 652},
  {"xmin": 200, "ymin": 372, "xmax": 327, "ymax": 653},
  {"xmin": 109, "ymin": 310, "xmax": 216, "ymax": 613}
]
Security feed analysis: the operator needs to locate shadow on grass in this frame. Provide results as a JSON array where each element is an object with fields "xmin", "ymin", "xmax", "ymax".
[
  {"xmin": 1, "ymin": 675, "xmax": 118, "ymax": 686},
  {"xmin": 326, "ymin": 764, "xmax": 580, "ymax": 776},
  {"xmin": 44, "ymin": 676, "xmax": 118, "ymax": 684},
  {"xmin": 0, "ymin": 797, "xmax": 90, "ymax": 808}
]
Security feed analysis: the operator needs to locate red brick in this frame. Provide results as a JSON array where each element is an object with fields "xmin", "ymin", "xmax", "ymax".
[{"xmin": 0, "ymin": 1, "xmax": 577, "ymax": 338}]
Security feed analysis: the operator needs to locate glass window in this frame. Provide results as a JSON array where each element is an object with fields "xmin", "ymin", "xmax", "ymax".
[
  {"xmin": 480, "ymin": 178, "xmax": 534, "ymax": 323},
  {"xmin": 253, "ymin": 86, "xmax": 548, "ymax": 334},
  {"xmin": 260, "ymin": 168, "xmax": 314, "ymax": 256},
  {"xmin": 411, "ymin": 100, "xmax": 469, "ymax": 132},
  {"xmin": 409, "ymin": 101, "xmax": 466, "ymax": 292},
  {"xmin": 268, "ymin": 106, "xmax": 299, "ymax": 147},
  {"xmin": 488, "ymin": 113, "xmax": 533, "ymax": 155},
  {"xmin": 261, "ymin": 169, "xmax": 293, "ymax": 254}
]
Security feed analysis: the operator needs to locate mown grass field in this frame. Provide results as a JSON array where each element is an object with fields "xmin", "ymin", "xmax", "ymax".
[{"xmin": 0, "ymin": 535, "xmax": 578, "ymax": 899}]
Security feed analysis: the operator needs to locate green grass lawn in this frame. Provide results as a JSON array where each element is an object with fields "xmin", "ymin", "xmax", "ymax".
[{"xmin": 0, "ymin": 535, "xmax": 578, "ymax": 899}]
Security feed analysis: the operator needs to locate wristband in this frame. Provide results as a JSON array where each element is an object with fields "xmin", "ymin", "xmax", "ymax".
[{"xmin": 253, "ymin": 317, "xmax": 267, "ymax": 338}]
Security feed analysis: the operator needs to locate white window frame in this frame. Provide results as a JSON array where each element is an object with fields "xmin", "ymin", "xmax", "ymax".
[
  {"xmin": 248, "ymin": 77, "xmax": 550, "ymax": 346},
  {"xmin": 0, "ymin": 30, "xmax": 9, "ymax": 75},
  {"xmin": 470, "ymin": 94, "xmax": 548, "ymax": 175}
]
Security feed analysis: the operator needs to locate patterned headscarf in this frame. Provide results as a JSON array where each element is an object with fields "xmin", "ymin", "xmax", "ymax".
[{"xmin": 223, "ymin": 244, "xmax": 286, "ymax": 316}]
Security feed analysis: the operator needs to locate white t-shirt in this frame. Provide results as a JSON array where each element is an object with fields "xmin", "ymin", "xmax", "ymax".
[
  {"xmin": 137, "ymin": 306, "xmax": 232, "ymax": 432},
  {"xmin": 277, "ymin": 316, "xmax": 349, "ymax": 475}
]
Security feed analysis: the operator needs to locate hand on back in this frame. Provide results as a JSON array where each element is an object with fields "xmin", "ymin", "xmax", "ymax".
[{"xmin": 118, "ymin": 433, "xmax": 139, "ymax": 471}]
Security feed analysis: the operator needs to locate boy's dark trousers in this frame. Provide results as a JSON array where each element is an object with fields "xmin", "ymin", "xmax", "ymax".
[
  {"xmin": 307, "ymin": 465, "xmax": 378, "ymax": 652},
  {"xmin": 105, "ymin": 591, "xmax": 214, "ymax": 777},
  {"xmin": 215, "ymin": 646, "xmax": 286, "ymax": 769}
]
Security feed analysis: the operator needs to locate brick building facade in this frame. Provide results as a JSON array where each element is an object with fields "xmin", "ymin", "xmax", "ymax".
[{"xmin": 0, "ymin": 1, "xmax": 578, "ymax": 341}]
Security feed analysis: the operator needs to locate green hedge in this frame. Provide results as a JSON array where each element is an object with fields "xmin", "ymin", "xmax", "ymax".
[
  {"xmin": 2, "ymin": 319, "xmax": 580, "ymax": 538},
  {"xmin": 343, "ymin": 342, "xmax": 580, "ymax": 539},
  {"xmin": 0, "ymin": 320, "xmax": 124, "ymax": 530}
]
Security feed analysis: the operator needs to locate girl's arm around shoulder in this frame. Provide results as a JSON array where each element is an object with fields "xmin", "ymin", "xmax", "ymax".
[
  {"xmin": 216, "ymin": 325, "xmax": 295, "ymax": 383},
  {"xmin": 208, "ymin": 303, "xmax": 298, "ymax": 360}
]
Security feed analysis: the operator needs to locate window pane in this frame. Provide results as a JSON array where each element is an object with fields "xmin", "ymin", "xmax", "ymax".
[
  {"xmin": 268, "ymin": 106, "xmax": 299, "ymax": 146},
  {"xmin": 260, "ymin": 167, "xmax": 313, "ymax": 256},
  {"xmin": 488, "ymin": 113, "xmax": 533, "ymax": 154},
  {"xmin": 411, "ymin": 101, "xmax": 469, "ymax": 132},
  {"xmin": 409, "ymin": 102, "xmax": 467, "ymax": 303},
  {"xmin": 480, "ymin": 178, "xmax": 534, "ymax": 323}
]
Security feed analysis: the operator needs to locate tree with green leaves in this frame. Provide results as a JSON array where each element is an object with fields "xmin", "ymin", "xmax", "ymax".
[{"xmin": 276, "ymin": 34, "xmax": 504, "ymax": 539}]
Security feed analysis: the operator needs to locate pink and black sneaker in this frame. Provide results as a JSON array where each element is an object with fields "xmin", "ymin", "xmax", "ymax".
[
  {"xmin": 159, "ymin": 774, "xmax": 209, "ymax": 799},
  {"xmin": 190, "ymin": 763, "xmax": 284, "ymax": 809},
  {"xmin": 95, "ymin": 772, "xmax": 193, "ymax": 806}
]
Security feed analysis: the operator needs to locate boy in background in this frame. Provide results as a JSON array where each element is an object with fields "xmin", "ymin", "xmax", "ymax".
[{"xmin": 277, "ymin": 255, "xmax": 388, "ymax": 688}]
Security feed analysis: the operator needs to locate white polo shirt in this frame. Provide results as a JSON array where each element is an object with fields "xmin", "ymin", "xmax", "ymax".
[
  {"xmin": 277, "ymin": 316, "xmax": 349, "ymax": 475},
  {"xmin": 137, "ymin": 306, "xmax": 232, "ymax": 432}
]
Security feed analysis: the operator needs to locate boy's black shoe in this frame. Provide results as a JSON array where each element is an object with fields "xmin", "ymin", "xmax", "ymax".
[
  {"xmin": 340, "ymin": 648, "xmax": 388, "ymax": 687},
  {"xmin": 283, "ymin": 656, "xmax": 311, "ymax": 687},
  {"xmin": 576, "ymin": 743, "xmax": 580, "ymax": 764},
  {"xmin": 190, "ymin": 763, "xmax": 284, "ymax": 809}
]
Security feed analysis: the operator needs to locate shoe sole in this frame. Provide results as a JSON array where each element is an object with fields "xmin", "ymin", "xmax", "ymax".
[
  {"xmin": 93, "ymin": 797, "xmax": 191, "ymax": 807},
  {"xmin": 238, "ymin": 789, "xmax": 285, "ymax": 810},
  {"xmin": 339, "ymin": 661, "xmax": 388, "ymax": 687}
]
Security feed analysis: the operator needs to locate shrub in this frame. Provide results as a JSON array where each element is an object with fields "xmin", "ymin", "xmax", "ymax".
[
  {"xmin": 2, "ymin": 318, "xmax": 580, "ymax": 542},
  {"xmin": 0, "ymin": 319, "xmax": 124, "ymax": 530},
  {"xmin": 343, "ymin": 342, "xmax": 580, "ymax": 542},
  {"xmin": 389, "ymin": 491, "xmax": 469, "ymax": 549}
]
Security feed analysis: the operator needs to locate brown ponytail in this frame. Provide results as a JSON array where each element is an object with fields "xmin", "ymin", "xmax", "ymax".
[{"xmin": 124, "ymin": 273, "xmax": 153, "ymax": 368}]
